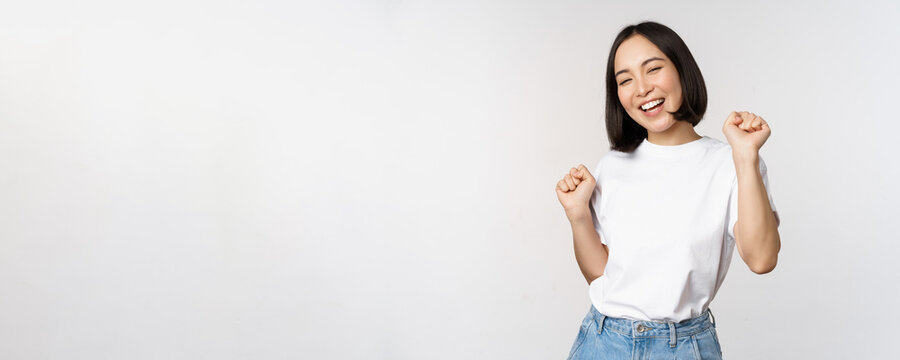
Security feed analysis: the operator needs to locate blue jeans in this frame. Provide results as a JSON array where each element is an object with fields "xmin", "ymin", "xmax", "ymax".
[{"xmin": 567, "ymin": 305, "xmax": 723, "ymax": 359}]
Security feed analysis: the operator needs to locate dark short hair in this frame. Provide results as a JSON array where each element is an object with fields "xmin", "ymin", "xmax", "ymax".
[{"xmin": 605, "ymin": 21, "xmax": 708, "ymax": 153}]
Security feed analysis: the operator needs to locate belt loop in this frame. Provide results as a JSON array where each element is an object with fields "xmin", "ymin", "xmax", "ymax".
[
  {"xmin": 668, "ymin": 321, "xmax": 676, "ymax": 347},
  {"xmin": 596, "ymin": 314, "xmax": 606, "ymax": 335},
  {"xmin": 708, "ymin": 308, "xmax": 716, "ymax": 328}
]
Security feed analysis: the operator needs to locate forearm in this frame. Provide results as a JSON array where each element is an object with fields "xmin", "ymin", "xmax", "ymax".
[
  {"xmin": 568, "ymin": 210, "xmax": 608, "ymax": 285},
  {"xmin": 734, "ymin": 155, "xmax": 781, "ymax": 273}
]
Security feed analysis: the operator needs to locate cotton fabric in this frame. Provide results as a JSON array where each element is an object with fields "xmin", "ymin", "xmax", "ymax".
[{"xmin": 586, "ymin": 135, "xmax": 779, "ymax": 322}]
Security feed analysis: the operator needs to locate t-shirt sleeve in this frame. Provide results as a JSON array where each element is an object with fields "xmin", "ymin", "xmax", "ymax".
[
  {"xmin": 726, "ymin": 155, "xmax": 781, "ymax": 242},
  {"xmin": 588, "ymin": 161, "xmax": 607, "ymax": 245}
]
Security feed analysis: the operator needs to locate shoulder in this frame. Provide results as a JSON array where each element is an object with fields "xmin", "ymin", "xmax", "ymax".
[
  {"xmin": 699, "ymin": 135, "xmax": 732, "ymax": 156},
  {"xmin": 592, "ymin": 147, "xmax": 634, "ymax": 178},
  {"xmin": 702, "ymin": 136, "xmax": 771, "ymax": 177},
  {"xmin": 599, "ymin": 146, "xmax": 636, "ymax": 166}
]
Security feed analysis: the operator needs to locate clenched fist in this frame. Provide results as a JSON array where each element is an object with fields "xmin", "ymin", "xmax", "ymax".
[
  {"xmin": 722, "ymin": 111, "xmax": 770, "ymax": 163},
  {"xmin": 555, "ymin": 164, "xmax": 596, "ymax": 219}
]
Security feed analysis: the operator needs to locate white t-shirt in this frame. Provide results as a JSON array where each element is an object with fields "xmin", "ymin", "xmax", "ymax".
[{"xmin": 587, "ymin": 135, "xmax": 779, "ymax": 322}]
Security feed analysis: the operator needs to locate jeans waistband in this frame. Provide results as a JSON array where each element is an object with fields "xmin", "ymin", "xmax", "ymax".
[{"xmin": 589, "ymin": 305, "xmax": 715, "ymax": 340}]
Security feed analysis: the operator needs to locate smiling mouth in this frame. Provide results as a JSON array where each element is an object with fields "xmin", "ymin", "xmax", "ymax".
[{"xmin": 640, "ymin": 98, "xmax": 665, "ymax": 112}]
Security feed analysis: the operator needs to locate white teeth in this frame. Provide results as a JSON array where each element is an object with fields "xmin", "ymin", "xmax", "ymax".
[{"xmin": 640, "ymin": 99, "xmax": 663, "ymax": 111}]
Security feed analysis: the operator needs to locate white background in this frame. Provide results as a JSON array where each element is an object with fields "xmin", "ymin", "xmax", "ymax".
[{"xmin": 1, "ymin": 0, "xmax": 898, "ymax": 359}]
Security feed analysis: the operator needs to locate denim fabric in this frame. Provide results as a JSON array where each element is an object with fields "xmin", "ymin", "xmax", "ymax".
[{"xmin": 567, "ymin": 305, "xmax": 723, "ymax": 360}]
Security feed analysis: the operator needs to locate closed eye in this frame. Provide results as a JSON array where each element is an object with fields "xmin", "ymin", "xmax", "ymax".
[{"xmin": 619, "ymin": 67, "xmax": 661, "ymax": 86}]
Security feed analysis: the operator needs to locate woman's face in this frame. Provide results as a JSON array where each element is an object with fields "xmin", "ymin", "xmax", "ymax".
[{"xmin": 613, "ymin": 35, "xmax": 683, "ymax": 134}]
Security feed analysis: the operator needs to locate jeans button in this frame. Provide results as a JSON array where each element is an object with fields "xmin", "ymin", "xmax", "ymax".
[{"xmin": 636, "ymin": 324, "xmax": 646, "ymax": 332}]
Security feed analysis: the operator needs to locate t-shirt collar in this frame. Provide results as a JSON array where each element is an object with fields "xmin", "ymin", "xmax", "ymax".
[{"xmin": 636, "ymin": 135, "xmax": 709, "ymax": 157}]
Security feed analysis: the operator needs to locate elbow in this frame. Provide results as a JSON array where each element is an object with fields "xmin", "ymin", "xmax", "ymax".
[
  {"xmin": 749, "ymin": 258, "xmax": 777, "ymax": 274},
  {"xmin": 743, "ymin": 231, "xmax": 781, "ymax": 275}
]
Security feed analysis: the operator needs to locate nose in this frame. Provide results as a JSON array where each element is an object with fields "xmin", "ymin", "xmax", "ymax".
[{"xmin": 636, "ymin": 76, "xmax": 653, "ymax": 98}]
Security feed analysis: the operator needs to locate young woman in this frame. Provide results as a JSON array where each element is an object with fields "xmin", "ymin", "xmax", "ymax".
[{"xmin": 555, "ymin": 21, "xmax": 781, "ymax": 359}]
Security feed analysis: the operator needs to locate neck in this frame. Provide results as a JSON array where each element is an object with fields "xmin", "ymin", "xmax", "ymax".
[{"xmin": 646, "ymin": 121, "xmax": 702, "ymax": 146}]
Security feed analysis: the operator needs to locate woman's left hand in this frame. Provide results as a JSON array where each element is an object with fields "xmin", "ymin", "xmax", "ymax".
[{"xmin": 722, "ymin": 111, "xmax": 770, "ymax": 162}]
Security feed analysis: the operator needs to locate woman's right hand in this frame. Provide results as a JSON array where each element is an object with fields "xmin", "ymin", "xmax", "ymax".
[{"xmin": 555, "ymin": 164, "xmax": 596, "ymax": 219}]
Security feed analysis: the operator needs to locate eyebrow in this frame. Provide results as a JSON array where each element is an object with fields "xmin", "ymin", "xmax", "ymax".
[{"xmin": 615, "ymin": 57, "xmax": 664, "ymax": 77}]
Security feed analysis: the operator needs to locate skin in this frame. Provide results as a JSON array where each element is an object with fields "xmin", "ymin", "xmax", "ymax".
[
  {"xmin": 555, "ymin": 34, "xmax": 781, "ymax": 281},
  {"xmin": 613, "ymin": 34, "xmax": 700, "ymax": 146}
]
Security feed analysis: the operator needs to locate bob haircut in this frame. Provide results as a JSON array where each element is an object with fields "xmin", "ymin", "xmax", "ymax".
[{"xmin": 605, "ymin": 21, "xmax": 708, "ymax": 153}]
